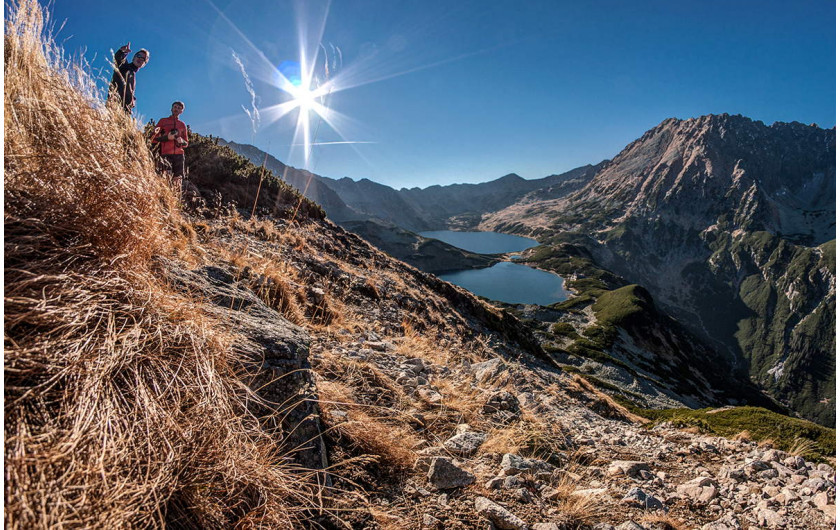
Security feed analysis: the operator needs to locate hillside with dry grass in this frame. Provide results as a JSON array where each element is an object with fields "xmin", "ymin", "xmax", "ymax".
[{"xmin": 5, "ymin": 2, "xmax": 836, "ymax": 529}]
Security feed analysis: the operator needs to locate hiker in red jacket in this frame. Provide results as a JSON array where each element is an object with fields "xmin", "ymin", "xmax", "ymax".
[{"xmin": 152, "ymin": 101, "xmax": 189, "ymax": 190}]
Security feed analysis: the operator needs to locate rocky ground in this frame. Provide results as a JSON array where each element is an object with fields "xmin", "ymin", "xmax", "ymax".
[{"xmin": 192, "ymin": 214, "xmax": 835, "ymax": 529}]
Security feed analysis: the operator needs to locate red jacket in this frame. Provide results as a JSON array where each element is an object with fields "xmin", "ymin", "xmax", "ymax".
[{"xmin": 153, "ymin": 116, "xmax": 189, "ymax": 155}]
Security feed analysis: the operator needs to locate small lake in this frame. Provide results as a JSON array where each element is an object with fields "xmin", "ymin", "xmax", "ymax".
[
  {"xmin": 421, "ymin": 230, "xmax": 570, "ymax": 305},
  {"xmin": 438, "ymin": 262, "xmax": 570, "ymax": 306},
  {"xmin": 419, "ymin": 230, "xmax": 539, "ymax": 254}
]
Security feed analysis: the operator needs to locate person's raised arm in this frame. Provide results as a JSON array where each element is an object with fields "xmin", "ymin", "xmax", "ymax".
[{"xmin": 114, "ymin": 42, "xmax": 130, "ymax": 65}]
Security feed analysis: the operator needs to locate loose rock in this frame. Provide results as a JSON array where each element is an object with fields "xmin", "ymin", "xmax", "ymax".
[
  {"xmin": 474, "ymin": 496, "xmax": 529, "ymax": 530},
  {"xmin": 427, "ymin": 457, "xmax": 475, "ymax": 490}
]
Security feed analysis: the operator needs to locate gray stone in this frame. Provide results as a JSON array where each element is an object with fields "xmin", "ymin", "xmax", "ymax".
[
  {"xmin": 608, "ymin": 460, "xmax": 650, "ymax": 478},
  {"xmin": 422, "ymin": 514, "xmax": 440, "ymax": 527},
  {"xmin": 620, "ymin": 487, "xmax": 663, "ymax": 510},
  {"xmin": 756, "ymin": 468, "xmax": 779, "ymax": 480},
  {"xmin": 592, "ymin": 524, "xmax": 616, "ymax": 530},
  {"xmin": 501, "ymin": 453, "xmax": 533, "ymax": 475},
  {"xmin": 783, "ymin": 456, "xmax": 806, "ymax": 469},
  {"xmin": 719, "ymin": 466, "xmax": 747, "ymax": 482},
  {"xmin": 745, "ymin": 460, "xmax": 772, "ymax": 475},
  {"xmin": 804, "ymin": 478, "xmax": 828, "ymax": 491},
  {"xmin": 812, "ymin": 491, "xmax": 830, "ymax": 507},
  {"xmin": 403, "ymin": 357, "xmax": 426, "ymax": 372},
  {"xmin": 167, "ymin": 265, "xmax": 327, "ymax": 473},
  {"xmin": 486, "ymin": 476, "xmax": 505, "ymax": 490},
  {"xmin": 615, "ymin": 522, "xmax": 645, "ymax": 530},
  {"xmin": 443, "ymin": 431, "xmax": 488, "ymax": 457},
  {"xmin": 761, "ymin": 449, "xmax": 783, "ymax": 463},
  {"xmin": 789, "ymin": 474, "xmax": 806, "ymax": 485},
  {"xmin": 774, "ymin": 488, "xmax": 798, "ymax": 505},
  {"xmin": 483, "ymin": 391, "xmax": 522, "ymax": 423},
  {"xmin": 471, "ymin": 359, "xmax": 505, "ymax": 383},
  {"xmin": 532, "ymin": 524, "xmax": 561, "ymax": 530},
  {"xmin": 514, "ymin": 487, "xmax": 535, "ymax": 504},
  {"xmin": 427, "ymin": 457, "xmax": 476, "ymax": 490},
  {"xmin": 756, "ymin": 508, "xmax": 783, "ymax": 528},
  {"xmin": 366, "ymin": 341, "xmax": 394, "ymax": 352},
  {"xmin": 474, "ymin": 496, "xmax": 529, "ymax": 530},
  {"xmin": 503, "ymin": 475, "xmax": 525, "ymax": 490},
  {"xmin": 817, "ymin": 463, "xmax": 834, "ymax": 473},
  {"xmin": 678, "ymin": 477, "xmax": 718, "ymax": 504},
  {"xmin": 418, "ymin": 387, "xmax": 443, "ymax": 404}
]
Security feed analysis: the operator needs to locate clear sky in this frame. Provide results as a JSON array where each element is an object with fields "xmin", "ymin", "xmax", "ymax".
[{"xmin": 50, "ymin": 0, "xmax": 835, "ymax": 189}]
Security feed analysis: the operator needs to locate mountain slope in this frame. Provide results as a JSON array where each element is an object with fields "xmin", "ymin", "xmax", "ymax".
[
  {"xmin": 221, "ymin": 139, "xmax": 495, "ymax": 272},
  {"xmin": 217, "ymin": 138, "xmax": 361, "ymax": 222},
  {"xmin": 6, "ymin": 6, "xmax": 836, "ymax": 527},
  {"xmin": 482, "ymin": 114, "xmax": 836, "ymax": 425}
]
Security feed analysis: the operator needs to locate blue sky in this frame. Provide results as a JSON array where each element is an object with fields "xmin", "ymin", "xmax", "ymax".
[{"xmin": 51, "ymin": 0, "xmax": 835, "ymax": 189}]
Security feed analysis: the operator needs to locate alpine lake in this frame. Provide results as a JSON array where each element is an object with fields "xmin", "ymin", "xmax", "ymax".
[{"xmin": 418, "ymin": 231, "xmax": 570, "ymax": 306}]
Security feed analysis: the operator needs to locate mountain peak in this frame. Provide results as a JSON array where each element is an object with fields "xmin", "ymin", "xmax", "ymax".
[{"xmin": 498, "ymin": 173, "xmax": 524, "ymax": 182}]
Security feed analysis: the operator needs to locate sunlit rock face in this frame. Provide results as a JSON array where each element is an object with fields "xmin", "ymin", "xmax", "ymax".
[{"xmin": 482, "ymin": 115, "xmax": 836, "ymax": 426}]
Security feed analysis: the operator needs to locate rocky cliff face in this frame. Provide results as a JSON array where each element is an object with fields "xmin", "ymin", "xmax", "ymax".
[{"xmin": 481, "ymin": 115, "xmax": 836, "ymax": 425}]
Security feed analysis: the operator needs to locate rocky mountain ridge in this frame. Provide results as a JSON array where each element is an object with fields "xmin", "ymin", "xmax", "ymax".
[
  {"xmin": 481, "ymin": 115, "xmax": 835, "ymax": 426},
  {"xmin": 221, "ymin": 138, "xmax": 604, "ymax": 232}
]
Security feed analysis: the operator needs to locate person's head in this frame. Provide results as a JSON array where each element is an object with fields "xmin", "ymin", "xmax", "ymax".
[
  {"xmin": 171, "ymin": 101, "xmax": 185, "ymax": 117},
  {"xmin": 132, "ymin": 49, "xmax": 149, "ymax": 68}
]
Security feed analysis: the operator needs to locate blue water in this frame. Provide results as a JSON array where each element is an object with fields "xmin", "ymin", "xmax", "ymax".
[
  {"xmin": 419, "ymin": 230, "xmax": 539, "ymax": 254},
  {"xmin": 438, "ymin": 262, "xmax": 570, "ymax": 305},
  {"xmin": 421, "ymin": 230, "xmax": 569, "ymax": 305}
]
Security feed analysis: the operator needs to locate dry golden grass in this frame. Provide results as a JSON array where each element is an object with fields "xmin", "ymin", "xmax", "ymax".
[
  {"xmin": 5, "ymin": 1, "xmax": 178, "ymax": 267},
  {"xmin": 4, "ymin": 1, "xmax": 324, "ymax": 526},
  {"xmin": 480, "ymin": 413, "xmax": 568, "ymax": 461},
  {"xmin": 640, "ymin": 513, "xmax": 692, "ymax": 530},
  {"xmin": 757, "ymin": 438, "xmax": 776, "ymax": 450},
  {"xmin": 570, "ymin": 375, "xmax": 647, "ymax": 423},
  {"xmin": 317, "ymin": 379, "xmax": 419, "ymax": 474},
  {"xmin": 541, "ymin": 452, "xmax": 607, "ymax": 528},
  {"xmin": 734, "ymin": 430, "xmax": 752, "ymax": 442},
  {"xmin": 788, "ymin": 437, "xmax": 819, "ymax": 458}
]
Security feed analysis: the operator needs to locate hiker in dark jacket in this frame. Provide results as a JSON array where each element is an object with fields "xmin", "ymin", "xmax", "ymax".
[
  {"xmin": 109, "ymin": 43, "xmax": 149, "ymax": 113},
  {"xmin": 152, "ymin": 101, "xmax": 189, "ymax": 190}
]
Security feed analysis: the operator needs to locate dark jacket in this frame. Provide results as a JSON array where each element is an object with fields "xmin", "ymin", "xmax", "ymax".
[{"xmin": 109, "ymin": 48, "xmax": 139, "ymax": 112}]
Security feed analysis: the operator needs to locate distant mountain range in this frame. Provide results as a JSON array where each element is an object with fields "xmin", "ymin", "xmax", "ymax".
[
  {"xmin": 220, "ymin": 114, "xmax": 835, "ymax": 426},
  {"xmin": 220, "ymin": 138, "xmax": 604, "ymax": 232}
]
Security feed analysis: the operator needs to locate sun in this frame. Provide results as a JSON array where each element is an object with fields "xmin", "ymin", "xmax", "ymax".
[{"xmin": 292, "ymin": 85, "xmax": 316, "ymax": 113}]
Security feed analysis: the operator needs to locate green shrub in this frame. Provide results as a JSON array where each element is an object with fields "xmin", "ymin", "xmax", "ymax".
[
  {"xmin": 633, "ymin": 406, "xmax": 835, "ymax": 461},
  {"xmin": 551, "ymin": 321, "xmax": 579, "ymax": 339}
]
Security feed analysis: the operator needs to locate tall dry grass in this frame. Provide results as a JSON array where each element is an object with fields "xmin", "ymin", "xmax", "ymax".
[{"xmin": 5, "ymin": 1, "xmax": 319, "ymax": 527}]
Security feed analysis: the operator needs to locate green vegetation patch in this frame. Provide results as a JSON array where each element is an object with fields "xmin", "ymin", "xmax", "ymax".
[
  {"xmin": 550, "ymin": 322, "xmax": 580, "ymax": 339},
  {"xmin": 591, "ymin": 284, "xmax": 653, "ymax": 326},
  {"xmin": 633, "ymin": 406, "xmax": 835, "ymax": 461}
]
